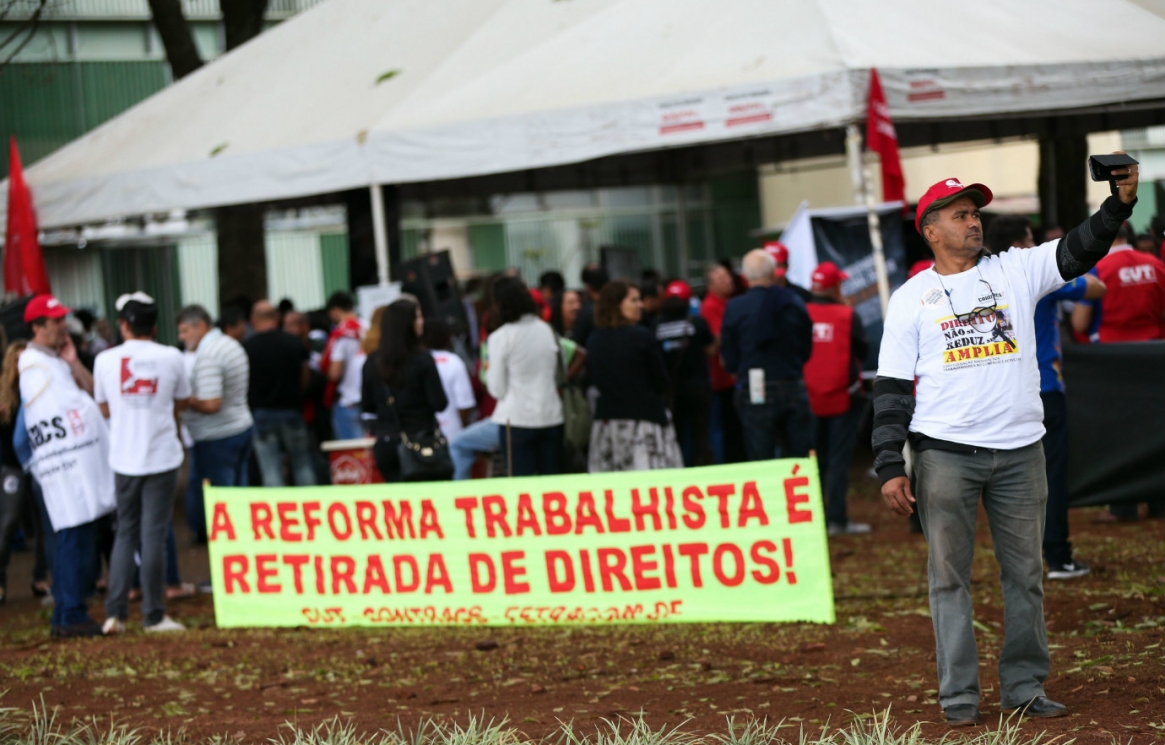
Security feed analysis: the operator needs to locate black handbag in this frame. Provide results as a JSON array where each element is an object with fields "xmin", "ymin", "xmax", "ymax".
[{"xmin": 384, "ymin": 391, "xmax": 453, "ymax": 482}]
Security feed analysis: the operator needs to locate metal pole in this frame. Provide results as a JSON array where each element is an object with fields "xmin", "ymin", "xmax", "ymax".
[
  {"xmin": 848, "ymin": 125, "xmax": 892, "ymax": 317},
  {"xmin": 845, "ymin": 125, "xmax": 865, "ymax": 206},
  {"xmin": 370, "ymin": 183, "xmax": 390, "ymax": 286}
]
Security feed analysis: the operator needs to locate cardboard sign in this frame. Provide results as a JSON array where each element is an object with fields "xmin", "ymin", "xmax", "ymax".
[{"xmin": 204, "ymin": 459, "xmax": 834, "ymax": 627}]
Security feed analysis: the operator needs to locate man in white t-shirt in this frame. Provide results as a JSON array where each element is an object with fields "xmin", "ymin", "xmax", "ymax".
[
  {"xmin": 94, "ymin": 293, "xmax": 190, "ymax": 634},
  {"xmin": 322, "ymin": 292, "xmax": 366, "ymax": 441},
  {"xmin": 871, "ymin": 160, "xmax": 1139, "ymax": 727},
  {"xmin": 423, "ymin": 317, "xmax": 476, "ymax": 441}
]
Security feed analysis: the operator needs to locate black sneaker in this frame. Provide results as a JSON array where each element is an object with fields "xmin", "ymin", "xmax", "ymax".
[
  {"xmin": 50, "ymin": 621, "xmax": 103, "ymax": 639},
  {"xmin": 944, "ymin": 704, "xmax": 982, "ymax": 726},
  {"xmin": 1047, "ymin": 559, "xmax": 1090, "ymax": 580}
]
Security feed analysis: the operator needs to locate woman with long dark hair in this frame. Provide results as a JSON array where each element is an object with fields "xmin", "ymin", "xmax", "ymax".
[
  {"xmin": 486, "ymin": 276, "xmax": 563, "ymax": 476},
  {"xmin": 361, "ymin": 299, "xmax": 448, "ymax": 482},
  {"xmin": 586, "ymin": 281, "xmax": 683, "ymax": 472}
]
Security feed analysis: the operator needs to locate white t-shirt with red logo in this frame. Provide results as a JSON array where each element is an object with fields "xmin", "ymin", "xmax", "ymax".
[
  {"xmin": 877, "ymin": 241, "xmax": 1066, "ymax": 450},
  {"xmin": 94, "ymin": 339, "xmax": 192, "ymax": 476}
]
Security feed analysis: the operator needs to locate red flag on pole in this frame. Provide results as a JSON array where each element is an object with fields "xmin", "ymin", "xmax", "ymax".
[
  {"xmin": 865, "ymin": 68, "xmax": 905, "ymax": 205},
  {"xmin": 5, "ymin": 136, "xmax": 50, "ymax": 297}
]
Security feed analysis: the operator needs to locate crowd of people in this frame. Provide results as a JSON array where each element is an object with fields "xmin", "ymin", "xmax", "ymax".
[{"xmin": 0, "ymin": 196, "xmax": 1161, "ymax": 640}]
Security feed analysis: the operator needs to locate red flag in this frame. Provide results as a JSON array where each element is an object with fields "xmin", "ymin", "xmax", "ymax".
[
  {"xmin": 5, "ymin": 136, "xmax": 50, "ymax": 296},
  {"xmin": 865, "ymin": 68, "xmax": 905, "ymax": 205}
]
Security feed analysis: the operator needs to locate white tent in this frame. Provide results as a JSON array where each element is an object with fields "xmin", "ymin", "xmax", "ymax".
[{"xmin": 10, "ymin": 0, "xmax": 1165, "ymax": 229}]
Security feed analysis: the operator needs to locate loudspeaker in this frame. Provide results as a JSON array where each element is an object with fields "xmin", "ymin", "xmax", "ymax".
[
  {"xmin": 600, "ymin": 245, "xmax": 641, "ymax": 282},
  {"xmin": 399, "ymin": 251, "xmax": 468, "ymax": 336},
  {"xmin": 0, "ymin": 296, "xmax": 33, "ymax": 345}
]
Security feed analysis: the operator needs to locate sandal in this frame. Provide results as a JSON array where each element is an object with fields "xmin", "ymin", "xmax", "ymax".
[{"xmin": 166, "ymin": 582, "xmax": 196, "ymax": 600}]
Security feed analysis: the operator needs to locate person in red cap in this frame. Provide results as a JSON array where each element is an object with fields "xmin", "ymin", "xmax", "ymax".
[
  {"xmin": 653, "ymin": 280, "xmax": 715, "ymax": 466},
  {"xmin": 700, "ymin": 263, "xmax": 745, "ymax": 463},
  {"xmin": 871, "ymin": 158, "xmax": 1139, "ymax": 727},
  {"xmin": 764, "ymin": 241, "xmax": 813, "ymax": 302},
  {"xmin": 804, "ymin": 262, "xmax": 870, "ymax": 536},
  {"xmin": 19, "ymin": 294, "xmax": 114, "ymax": 638}
]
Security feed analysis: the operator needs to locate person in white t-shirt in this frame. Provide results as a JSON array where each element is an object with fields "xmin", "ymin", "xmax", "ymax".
[
  {"xmin": 94, "ymin": 293, "xmax": 191, "ymax": 634},
  {"xmin": 871, "ymin": 161, "xmax": 1138, "ymax": 727},
  {"xmin": 423, "ymin": 317, "xmax": 476, "ymax": 441}
]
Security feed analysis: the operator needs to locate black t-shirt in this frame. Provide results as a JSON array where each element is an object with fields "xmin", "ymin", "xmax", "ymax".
[
  {"xmin": 586, "ymin": 324, "xmax": 670, "ymax": 425},
  {"xmin": 243, "ymin": 330, "xmax": 309, "ymax": 410},
  {"xmin": 653, "ymin": 314, "xmax": 714, "ymax": 385}
]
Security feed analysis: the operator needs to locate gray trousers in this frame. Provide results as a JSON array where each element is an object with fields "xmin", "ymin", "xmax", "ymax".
[
  {"xmin": 105, "ymin": 468, "xmax": 181, "ymax": 627},
  {"xmin": 914, "ymin": 442, "xmax": 1049, "ymax": 710}
]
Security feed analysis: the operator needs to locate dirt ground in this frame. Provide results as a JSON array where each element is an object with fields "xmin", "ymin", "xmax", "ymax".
[{"xmin": 1, "ymin": 465, "xmax": 1162, "ymax": 744}]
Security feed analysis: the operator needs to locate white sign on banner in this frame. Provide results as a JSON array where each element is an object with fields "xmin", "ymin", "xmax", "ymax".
[{"xmin": 356, "ymin": 283, "xmax": 401, "ymax": 325}]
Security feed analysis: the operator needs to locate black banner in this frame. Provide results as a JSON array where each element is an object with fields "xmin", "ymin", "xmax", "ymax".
[
  {"xmin": 1065, "ymin": 341, "xmax": 1165, "ymax": 506},
  {"xmin": 810, "ymin": 209, "xmax": 907, "ymax": 371}
]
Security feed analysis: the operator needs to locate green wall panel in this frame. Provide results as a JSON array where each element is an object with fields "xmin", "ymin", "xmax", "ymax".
[
  {"xmin": 469, "ymin": 223, "xmax": 506, "ymax": 272},
  {"xmin": 320, "ymin": 233, "xmax": 351, "ymax": 296},
  {"xmin": 0, "ymin": 60, "xmax": 168, "ymax": 174}
]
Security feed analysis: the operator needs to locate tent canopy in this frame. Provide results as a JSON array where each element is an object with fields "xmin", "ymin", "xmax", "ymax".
[{"xmin": 11, "ymin": 0, "xmax": 1165, "ymax": 229}]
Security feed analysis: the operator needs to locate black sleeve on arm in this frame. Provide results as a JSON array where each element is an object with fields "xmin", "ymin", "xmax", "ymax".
[
  {"xmin": 1056, "ymin": 194, "xmax": 1136, "ymax": 280},
  {"xmin": 871, "ymin": 376, "xmax": 915, "ymax": 485},
  {"xmin": 851, "ymin": 316, "xmax": 869, "ymax": 364},
  {"xmin": 423, "ymin": 358, "xmax": 449, "ymax": 414}
]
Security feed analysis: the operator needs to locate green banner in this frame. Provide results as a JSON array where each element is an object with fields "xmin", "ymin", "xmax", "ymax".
[{"xmin": 204, "ymin": 459, "xmax": 834, "ymax": 627}]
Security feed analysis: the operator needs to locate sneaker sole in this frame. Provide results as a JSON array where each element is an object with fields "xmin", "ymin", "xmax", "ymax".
[{"xmin": 1047, "ymin": 570, "xmax": 1089, "ymax": 580}]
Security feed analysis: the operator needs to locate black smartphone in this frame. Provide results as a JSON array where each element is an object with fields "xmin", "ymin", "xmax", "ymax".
[{"xmin": 1088, "ymin": 153, "xmax": 1138, "ymax": 182}]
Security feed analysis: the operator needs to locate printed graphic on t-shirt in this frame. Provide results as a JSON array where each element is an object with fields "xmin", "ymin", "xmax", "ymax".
[
  {"xmin": 1118, "ymin": 264, "xmax": 1156, "ymax": 286},
  {"xmin": 812, "ymin": 322, "xmax": 834, "ymax": 342},
  {"xmin": 120, "ymin": 357, "xmax": 159, "ymax": 401},
  {"xmin": 938, "ymin": 303, "xmax": 1019, "ymax": 370}
]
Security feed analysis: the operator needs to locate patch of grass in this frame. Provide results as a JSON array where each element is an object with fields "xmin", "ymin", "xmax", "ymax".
[{"xmin": 0, "ymin": 704, "xmax": 1083, "ymax": 745}]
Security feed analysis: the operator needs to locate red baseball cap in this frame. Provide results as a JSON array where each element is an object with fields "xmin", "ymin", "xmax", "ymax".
[
  {"xmin": 24, "ymin": 294, "xmax": 71, "ymax": 323},
  {"xmin": 810, "ymin": 262, "xmax": 848, "ymax": 292},
  {"xmin": 907, "ymin": 259, "xmax": 935, "ymax": 279},
  {"xmin": 664, "ymin": 280, "xmax": 692, "ymax": 303},
  {"xmin": 763, "ymin": 241, "xmax": 789, "ymax": 278},
  {"xmin": 914, "ymin": 178, "xmax": 993, "ymax": 233}
]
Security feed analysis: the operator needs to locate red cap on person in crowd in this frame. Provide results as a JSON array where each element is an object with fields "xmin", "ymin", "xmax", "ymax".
[
  {"xmin": 907, "ymin": 259, "xmax": 935, "ymax": 279},
  {"xmin": 810, "ymin": 262, "xmax": 848, "ymax": 292},
  {"xmin": 24, "ymin": 294, "xmax": 70, "ymax": 323},
  {"xmin": 664, "ymin": 280, "xmax": 692, "ymax": 303},
  {"xmin": 914, "ymin": 178, "xmax": 993, "ymax": 233},
  {"xmin": 528, "ymin": 288, "xmax": 552, "ymax": 322},
  {"xmin": 763, "ymin": 241, "xmax": 789, "ymax": 278}
]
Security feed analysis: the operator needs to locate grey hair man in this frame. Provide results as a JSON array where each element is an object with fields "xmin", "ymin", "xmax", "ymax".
[{"xmin": 719, "ymin": 249, "xmax": 813, "ymax": 462}]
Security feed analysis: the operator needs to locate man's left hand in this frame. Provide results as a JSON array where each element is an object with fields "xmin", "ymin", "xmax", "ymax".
[
  {"xmin": 1112, "ymin": 150, "xmax": 1139, "ymax": 204},
  {"xmin": 59, "ymin": 333, "xmax": 79, "ymax": 365}
]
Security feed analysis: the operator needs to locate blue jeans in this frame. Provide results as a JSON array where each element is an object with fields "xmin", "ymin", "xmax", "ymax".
[
  {"xmin": 193, "ymin": 428, "xmax": 254, "ymax": 501},
  {"xmin": 450, "ymin": 419, "xmax": 500, "ymax": 480},
  {"xmin": 331, "ymin": 404, "xmax": 365, "ymax": 441},
  {"xmin": 914, "ymin": 443, "xmax": 1049, "ymax": 709},
  {"xmin": 499, "ymin": 425, "xmax": 563, "ymax": 477},
  {"xmin": 51, "ymin": 519, "xmax": 99, "ymax": 628},
  {"xmin": 252, "ymin": 409, "xmax": 318, "ymax": 487},
  {"xmin": 815, "ymin": 399, "xmax": 864, "ymax": 527},
  {"xmin": 734, "ymin": 380, "xmax": 813, "ymax": 461}
]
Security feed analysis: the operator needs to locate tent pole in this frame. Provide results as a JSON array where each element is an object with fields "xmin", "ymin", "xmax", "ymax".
[
  {"xmin": 847, "ymin": 124, "xmax": 891, "ymax": 317},
  {"xmin": 370, "ymin": 183, "xmax": 390, "ymax": 285}
]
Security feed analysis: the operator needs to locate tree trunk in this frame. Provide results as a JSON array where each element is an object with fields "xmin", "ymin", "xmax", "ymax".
[
  {"xmin": 213, "ymin": 0, "xmax": 271, "ymax": 307},
  {"xmin": 215, "ymin": 203, "xmax": 268, "ymax": 308},
  {"xmin": 146, "ymin": 0, "xmax": 203, "ymax": 79},
  {"xmin": 221, "ymin": 0, "xmax": 270, "ymax": 51},
  {"xmin": 1038, "ymin": 131, "xmax": 1089, "ymax": 234}
]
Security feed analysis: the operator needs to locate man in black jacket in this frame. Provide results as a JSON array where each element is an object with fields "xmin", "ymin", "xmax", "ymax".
[
  {"xmin": 871, "ymin": 158, "xmax": 1138, "ymax": 727},
  {"xmin": 720, "ymin": 249, "xmax": 813, "ymax": 461}
]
